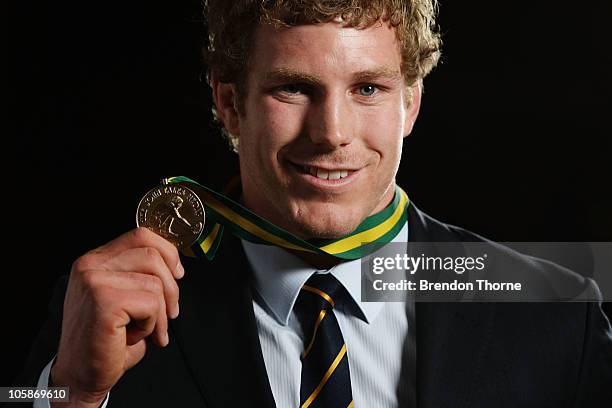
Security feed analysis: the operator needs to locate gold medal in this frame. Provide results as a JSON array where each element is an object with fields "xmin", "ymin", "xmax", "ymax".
[{"xmin": 136, "ymin": 179, "xmax": 205, "ymax": 250}]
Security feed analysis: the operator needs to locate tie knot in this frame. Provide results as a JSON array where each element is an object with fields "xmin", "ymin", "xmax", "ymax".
[{"xmin": 300, "ymin": 273, "xmax": 345, "ymax": 310}]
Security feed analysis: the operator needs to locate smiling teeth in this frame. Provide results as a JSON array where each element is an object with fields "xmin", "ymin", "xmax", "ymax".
[
  {"xmin": 306, "ymin": 166, "xmax": 351, "ymax": 180},
  {"xmin": 317, "ymin": 168, "xmax": 329, "ymax": 179}
]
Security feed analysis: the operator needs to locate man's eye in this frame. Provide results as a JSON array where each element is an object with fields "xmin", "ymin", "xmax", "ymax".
[
  {"xmin": 279, "ymin": 84, "xmax": 303, "ymax": 94},
  {"xmin": 358, "ymin": 84, "xmax": 378, "ymax": 96}
]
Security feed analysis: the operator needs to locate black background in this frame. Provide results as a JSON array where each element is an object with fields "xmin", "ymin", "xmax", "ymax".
[{"xmin": 5, "ymin": 0, "xmax": 611, "ymax": 385}]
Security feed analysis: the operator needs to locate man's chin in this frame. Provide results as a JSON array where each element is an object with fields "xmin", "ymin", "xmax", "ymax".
[
  {"xmin": 287, "ymin": 215, "xmax": 362, "ymax": 240},
  {"xmin": 275, "ymin": 198, "xmax": 370, "ymax": 239}
]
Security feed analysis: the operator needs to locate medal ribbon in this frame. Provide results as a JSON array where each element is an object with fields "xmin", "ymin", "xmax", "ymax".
[{"xmin": 166, "ymin": 176, "xmax": 409, "ymax": 260}]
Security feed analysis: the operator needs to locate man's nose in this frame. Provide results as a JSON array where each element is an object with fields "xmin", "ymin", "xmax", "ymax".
[{"xmin": 307, "ymin": 94, "xmax": 354, "ymax": 148}]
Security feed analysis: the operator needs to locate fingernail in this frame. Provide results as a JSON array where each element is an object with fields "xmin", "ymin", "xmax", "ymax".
[
  {"xmin": 163, "ymin": 331, "xmax": 169, "ymax": 346},
  {"xmin": 170, "ymin": 303, "xmax": 180, "ymax": 319},
  {"xmin": 176, "ymin": 262, "xmax": 185, "ymax": 279}
]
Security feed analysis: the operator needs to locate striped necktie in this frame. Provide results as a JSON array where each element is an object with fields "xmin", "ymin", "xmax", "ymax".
[{"xmin": 295, "ymin": 273, "xmax": 354, "ymax": 408}]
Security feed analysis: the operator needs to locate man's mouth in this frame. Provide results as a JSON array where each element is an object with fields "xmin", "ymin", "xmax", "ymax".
[
  {"xmin": 299, "ymin": 165, "xmax": 355, "ymax": 180},
  {"xmin": 286, "ymin": 161, "xmax": 362, "ymax": 191}
]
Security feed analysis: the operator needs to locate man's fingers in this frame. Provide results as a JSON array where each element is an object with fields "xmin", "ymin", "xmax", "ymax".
[
  {"xmin": 95, "ymin": 227, "xmax": 184, "ymax": 279},
  {"xmin": 99, "ymin": 248, "xmax": 180, "ymax": 319},
  {"xmin": 123, "ymin": 292, "xmax": 168, "ymax": 348},
  {"xmin": 115, "ymin": 276, "xmax": 168, "ymax": 347},
  {"xmin": 84, "ymin": 272, "xmax": 169, "ymax": 348},
  {"xmin": 125, "ymin": 339, "xmax": 147, "ymax": 371}
]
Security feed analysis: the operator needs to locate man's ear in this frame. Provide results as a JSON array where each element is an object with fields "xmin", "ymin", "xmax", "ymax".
[
  {"xmin": 211, "ymin": 74, "xmax": 241, "ymax": 136},
  {"xmin": 403, "ymin": 81, "xmax": 422, "ymax": 138}
]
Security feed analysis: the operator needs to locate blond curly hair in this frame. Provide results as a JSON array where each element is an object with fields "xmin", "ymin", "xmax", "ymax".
[{"xmin": 204, "ymin": 0, "xmax": 442, "ymax": 151}]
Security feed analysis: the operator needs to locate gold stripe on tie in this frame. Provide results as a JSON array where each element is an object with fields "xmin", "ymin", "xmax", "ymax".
[
  {"xmin": 301, "ymin": 344, "xmax": 348, "ymax": 408},
  {"xmin": 347, "ymin": 401, "xmax": 354, "ymax": 408},
  {"xmin": 301, "ymin": 285, "xmax": 335, "ymax": 307},
  {"xmin": 302, "ymin": 309, "xmax": 327, "ymax": 359}
]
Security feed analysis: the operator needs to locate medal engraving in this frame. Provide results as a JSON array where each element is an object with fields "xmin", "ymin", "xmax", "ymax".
[{"xmin": 136, "ymin": 182, "xmax": 205, "ymax": 250}]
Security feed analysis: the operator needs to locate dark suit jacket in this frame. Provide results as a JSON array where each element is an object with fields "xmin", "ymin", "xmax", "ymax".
[{"xmin": 17, "ymin": 204, "xmax": 612, "ymax": 407}]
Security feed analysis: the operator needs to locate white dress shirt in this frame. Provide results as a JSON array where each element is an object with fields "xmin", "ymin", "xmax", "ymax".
[
  {"xmin": 245, "ymin": 222, "xmax": 412, "ymax": 407},
  {"xmin": 36, "ymin": 223, "xmax": 411, "ymax": 408}
]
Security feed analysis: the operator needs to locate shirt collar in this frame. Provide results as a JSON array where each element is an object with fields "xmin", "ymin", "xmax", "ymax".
[{"xmin": 243, "ymin": 221, "xmax": 408, "ymax": 326}]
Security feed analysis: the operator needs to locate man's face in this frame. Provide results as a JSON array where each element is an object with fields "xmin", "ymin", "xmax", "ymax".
[{"xmin": 216, "ymin": 21, "xmax": 420, "ymax": 239}]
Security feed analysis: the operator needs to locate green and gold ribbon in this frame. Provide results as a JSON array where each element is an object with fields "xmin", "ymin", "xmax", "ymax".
[{"xmin": 166, "ymin": 176, "xmax": 409, "ymax": 261}]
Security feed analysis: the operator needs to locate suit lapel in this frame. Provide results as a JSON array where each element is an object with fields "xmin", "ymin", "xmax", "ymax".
[
  {"xmin": 409, "ymin": 204, "xmax": 497, "ymax": 408},
  {"xmin": 415, "ymin": 301, "xmax": 496, "ymax": 407},
  {"xmin": 170, "ymin": 234, "xmax": 276, "ymax": 408}
]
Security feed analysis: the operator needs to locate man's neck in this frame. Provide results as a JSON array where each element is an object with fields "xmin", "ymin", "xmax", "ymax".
[{"xmin": 286, "ymin": 248, "xmax": 342, "ymax": 270}]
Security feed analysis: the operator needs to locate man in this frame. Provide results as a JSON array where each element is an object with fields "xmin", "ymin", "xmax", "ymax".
[{"xmin": 18, "ymin": 0, "xmax": 612, "ymax": 407}]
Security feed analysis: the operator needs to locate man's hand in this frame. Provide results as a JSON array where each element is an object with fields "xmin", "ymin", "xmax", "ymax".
[{"xmin": 49, "ymin": 227, "xmax": 184, "ymax": 407}]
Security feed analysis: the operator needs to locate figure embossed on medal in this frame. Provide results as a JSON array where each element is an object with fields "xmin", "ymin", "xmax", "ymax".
[{"xmin": 155, "ymin": 195, "xmax": 203, "ymax": 241}]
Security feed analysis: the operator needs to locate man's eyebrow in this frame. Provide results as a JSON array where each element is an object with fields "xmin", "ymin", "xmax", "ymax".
[
  {"xmin": 262, "ymin": 67, "xmax": 402, "ymax": 86},
  {"xmin": 352, "ymin": 67, "xmax": 402, "ymax": 83},
  {"xmin": 263, "ymin": 68, "xmax": 323, "ymax": 86}
]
